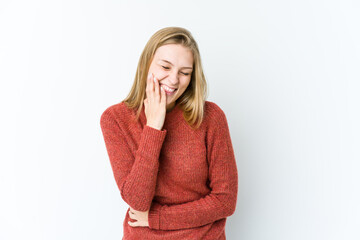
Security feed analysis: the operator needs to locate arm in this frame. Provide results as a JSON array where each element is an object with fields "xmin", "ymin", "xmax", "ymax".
[
  {"xmin": 100, "ymin": 107, "xmax": 167, "ymax": 211},
  {"xmin": 147, "ymin": 108, "xmax": 238, "ymax": 230}
]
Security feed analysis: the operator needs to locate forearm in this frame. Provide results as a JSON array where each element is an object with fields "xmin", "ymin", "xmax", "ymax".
[
  {"xmin": 101, "ymin": 109, "xmax": 167, "ymax": 211},
  {"xmin": 148, "ymin": 182, "xmax": 238, "ymax": 230}
]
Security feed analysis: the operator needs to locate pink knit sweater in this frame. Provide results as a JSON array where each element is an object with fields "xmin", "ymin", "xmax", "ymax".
[{"xmin": 100, "ymin": 100, "xmax": 238, "ymax": 240}]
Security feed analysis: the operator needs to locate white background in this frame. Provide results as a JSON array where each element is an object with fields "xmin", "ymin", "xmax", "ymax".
[{"xmin": 1, "ymin": 0, "xmax": 359, "ymax": 239}]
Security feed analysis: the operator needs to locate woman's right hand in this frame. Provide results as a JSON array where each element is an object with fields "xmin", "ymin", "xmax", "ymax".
[{"xmin": 144, "ymin": 72, "xmax": 167, "ymax": 130}]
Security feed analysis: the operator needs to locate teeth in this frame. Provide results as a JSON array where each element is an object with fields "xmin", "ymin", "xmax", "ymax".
[{"xmin": 161, "ymin": 85, "xmax": 176, "ymax": 92}]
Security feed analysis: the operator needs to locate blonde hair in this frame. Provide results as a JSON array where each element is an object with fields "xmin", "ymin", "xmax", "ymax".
[{"xmin": 122, "ymin": 26, "xmax": 208, "ymax": 130}]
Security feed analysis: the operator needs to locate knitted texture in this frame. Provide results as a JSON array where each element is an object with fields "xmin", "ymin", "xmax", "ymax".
[{"xmin": 100, "ymin": 100, "xmax": 238, "ymax": 240}]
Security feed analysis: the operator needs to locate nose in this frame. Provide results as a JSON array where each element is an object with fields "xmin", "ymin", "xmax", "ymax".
[{"xmin": 166, "ymin": 70, "xmax": 179, "ymax": 86}]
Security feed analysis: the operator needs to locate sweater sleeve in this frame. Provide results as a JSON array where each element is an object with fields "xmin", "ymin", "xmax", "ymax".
[
  {"xmin": 100, "ymin": 107, "xmax": 167, "ymax": 211},
  {"xmin": 147, "ymin": 108, "xmax": 238, "ymax": 230}
]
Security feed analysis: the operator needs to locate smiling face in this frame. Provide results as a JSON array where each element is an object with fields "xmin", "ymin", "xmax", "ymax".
[{"xmin": 147, "ymin": 44, "xmax": 194, "ymax": 112}]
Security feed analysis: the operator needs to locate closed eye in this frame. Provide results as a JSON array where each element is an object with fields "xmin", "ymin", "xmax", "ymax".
[{"xmin": 162, "ymin": 66, "xmax": 190, "ymax": 76}]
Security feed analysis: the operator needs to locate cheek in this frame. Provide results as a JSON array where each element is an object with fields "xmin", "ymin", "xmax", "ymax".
[
  {"xmin": 179, "ymin": 81, "xmax": 191, "ymax": 92},
  {"xmin": 148, "ymin": 67, "xmax": 166, "ymax": 78},
  {"xmin": 182, "ymin": 79, "xmax": 191, "ymax": 88},
  {"xmin": 148, "ymin": 65, "xmax": 159, "ymax": 74}
]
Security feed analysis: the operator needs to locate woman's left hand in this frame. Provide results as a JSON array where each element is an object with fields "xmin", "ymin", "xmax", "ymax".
[{"xmin": 127, "ymin": 206, "xmax": 150, "ymax": 227}]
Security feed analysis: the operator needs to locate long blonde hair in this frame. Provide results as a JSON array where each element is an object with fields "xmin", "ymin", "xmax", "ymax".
[{"xmin": 122, "ymin": 27, "xmax": 208, "ymax": 130}]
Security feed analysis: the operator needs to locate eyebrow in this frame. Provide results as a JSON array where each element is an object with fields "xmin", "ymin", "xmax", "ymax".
[{"xmin": 160, "ymin": 59, "xmax": 193, "ymax": 70}]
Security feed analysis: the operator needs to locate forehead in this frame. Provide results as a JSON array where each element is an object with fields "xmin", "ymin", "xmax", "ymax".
[{"xmin": 153, "ymin": 44, "xmax": 193, "ymax": 65}]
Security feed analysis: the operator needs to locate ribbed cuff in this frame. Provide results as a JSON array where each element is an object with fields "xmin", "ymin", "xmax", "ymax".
[
  {"xmin": 148, "ymin": 202, "xmax": 162, "ymax": 230},
  {"xmin": 137, "ymin": 125, "xmax": 167, "ymax": 159}
]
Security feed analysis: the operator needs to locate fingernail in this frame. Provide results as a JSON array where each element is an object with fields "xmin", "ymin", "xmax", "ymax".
[
  {"xmin": 148, "ymin": 73, "xmax": 151, "ymax": 79},
  {"xmin": 154, "ymin": 77, "xmax": 157, "ymax": 82}
]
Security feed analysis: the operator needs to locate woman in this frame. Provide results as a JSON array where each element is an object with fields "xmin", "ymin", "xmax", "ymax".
[{"xmin": 100, "ymin": 27, "xmax": 238, "ymax": 240}]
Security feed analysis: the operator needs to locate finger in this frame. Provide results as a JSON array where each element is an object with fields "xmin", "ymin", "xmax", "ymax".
[
  {"xmin": 146, "ymin": 73, "xmax": 152, "ymax": 98},
  {"xmin": 128, "ymin": 221, "xmax": 137, "ymax": 227},
  {"xmin": 160, "ymin": 85, "xmax": 166, "ymax": 104},
  {"xmin": 154, "ymin": 76, "xmax": 160, "ymax": 101},
  {"xmin": 146, "ymin": 73, "xmax": 150, "ymax": 88},
  {"xmin": 149, "ymin": 73, "xmax": 154, "ymax": 99},
  {"xmin": 128, "ymin": 208, "xmax": 136, "ymax": 216}
]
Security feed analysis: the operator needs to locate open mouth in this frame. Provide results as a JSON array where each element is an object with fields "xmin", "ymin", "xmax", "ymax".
[{"xmin": 161, "ymin": 84, "xmax": 177, "ymax": 92}]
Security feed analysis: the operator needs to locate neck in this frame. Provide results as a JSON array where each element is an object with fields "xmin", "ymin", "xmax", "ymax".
[{"xmin": 166, "ymin": 102, "xmax": 176, "ymax": 112}]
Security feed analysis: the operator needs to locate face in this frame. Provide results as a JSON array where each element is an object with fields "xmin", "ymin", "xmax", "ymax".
[{"xmin": 147, "ymin": 44, "xmax": 194, "ymax": 111}]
